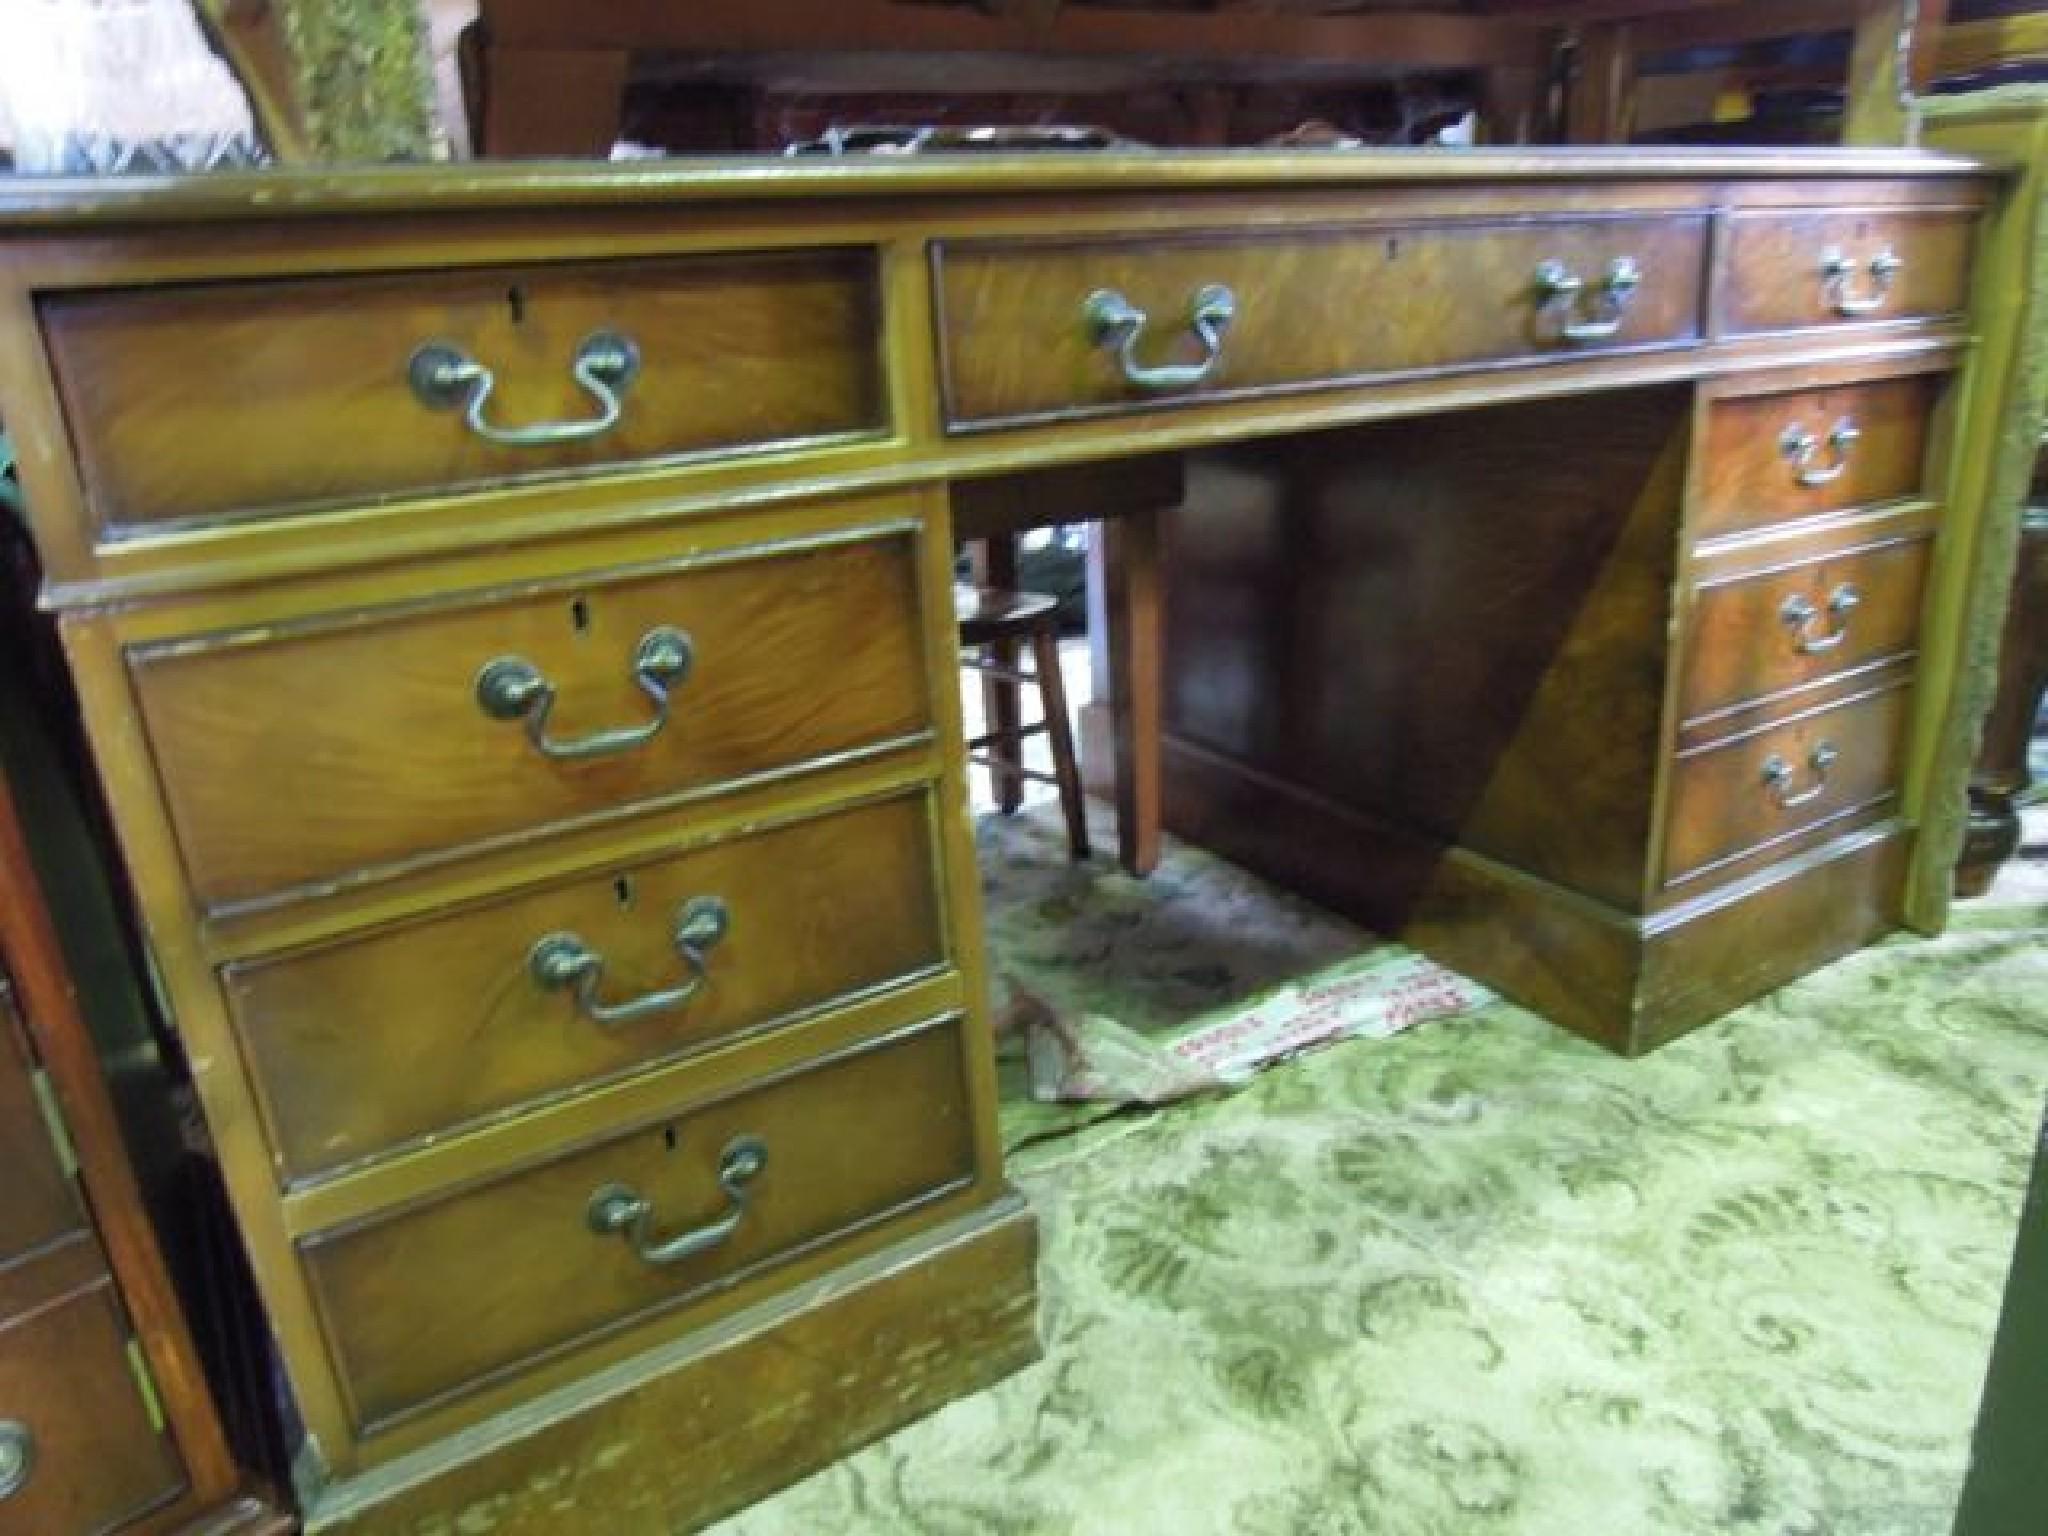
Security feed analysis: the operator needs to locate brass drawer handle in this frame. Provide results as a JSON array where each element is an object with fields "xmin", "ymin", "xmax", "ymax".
[
  {"xmin": 476, "ymin": 625, "xmax": 693, "ymax": 761},
  {"xmin": 1761, "ymin": 741, "xmax": 1839, "ymax": 810},
  {"xmin": 408, "ymin": 330, "xmax": 641, "ymax": 447},
  {"xmin": 1779, "ymin": 583, "xmax": 1862, "ymax": 655},
  {"xmin": 530, "ymin": 895, "xmax": 729, "ymax": 1027},
  {"xmin": 0, "ymin": 1421, "xmax": 32, "ymax": 1501},
  {"xmin": 586, "ymin": 1135, "xmax": 767, "ymax": 1267},
  {"xmin": 1821, "ymin": 246, "xmax": 1903, "ymax": 318},
  {"xmin": 1532, "ymin": 257, "xmax": 1641, "ymax": 343},
  {"xmin": 1779, "ymin": 418, "xmax": 1861, "ymax": 488},
  {"xmin": 1084, "ymin": 284, "xmax": 1237, "ymax": 392}
]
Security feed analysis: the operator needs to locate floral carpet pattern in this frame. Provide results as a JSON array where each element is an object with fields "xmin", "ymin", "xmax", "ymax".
[{"xmin": 717, "ymin": 799, "xmax": 2048, "ymax": 1536}]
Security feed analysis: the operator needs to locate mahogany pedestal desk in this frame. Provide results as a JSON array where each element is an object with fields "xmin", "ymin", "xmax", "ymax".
[{"xmin": 0, "ymin": 149, "xmax": 2018, "ymax": 1532}]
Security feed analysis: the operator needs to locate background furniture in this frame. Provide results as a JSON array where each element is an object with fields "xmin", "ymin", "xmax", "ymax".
[
  {"xmin": 456, "ymin": 0, "xmax": 1949, "ymax": 158},
  {"xmin": 1959, "ymin": 481, "xmax": 2048, "ymax": 892},
  {"xmin": 1922, "ymin": 87, "xmax": 2048, "ymax": 899},
  {"xmin": 958, "ymin": 585, "xmax": 1090, "ymax": 860},
  {"xmin": 0, "ymin": 708, "xmax": 285, "ymax": 1534}
]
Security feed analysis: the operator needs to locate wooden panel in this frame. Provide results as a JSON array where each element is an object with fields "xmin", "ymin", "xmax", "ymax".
[
  {"xmin": 1662, "ymin": 681, "xmax": 1911, "ymax": 888},
  {"xmin": 1679, "ymin": 532, "xmax": 1934, "ymax": 727},
  {"xmin": 1720, "ymin": 207, "xmax": 1974, "ymax": 335},
  {"xmin": 130, "ymin": 529, "xmax": 931, "ymax": 911},
  {"xmin": 226, "ymin": 791, "xmax": 946, "ymax": 1182},
  {"xmin": 1693, "ymin": 374, "xmax": 1942, "ymax": 541},
  {"xmin": 0, "ymin": 987, "xmax": 82, "ymax": 1263},
  {"xmin": 0, "ymin": 1282, "xmax": 186, "ymax": 1535},
  {"xmin": 936, "ymin": 214, "xmax": 1707, "ymax": 427},
  {"xmin": 1638, "ymin": 825, "xmax": 1908, "ymax": 1053},
  {"xmin": 1162, "ymin": 733, "xmax": 1646, "ymax": 1055},
  {"xmin": 303, "ymin": 1017, "xmax": 977, "ymax": 1431},
  {"xmin": 1163, "ymin": 390, "xmax": 1688, "ymax": 912},
  {"xmin": 41, "ymin": 250, "xmax": 884, "ymax": 533}
]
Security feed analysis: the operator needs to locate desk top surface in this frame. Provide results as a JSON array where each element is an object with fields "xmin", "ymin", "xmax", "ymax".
[{"xmin": 0, "ymin": 146, "xmax": 1998, "ymax": 230}]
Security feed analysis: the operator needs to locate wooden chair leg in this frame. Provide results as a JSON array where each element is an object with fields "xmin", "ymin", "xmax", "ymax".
[
  {"xmin": 1104, "ymin": 505, "xmax": 1163, "ymax": 876},
  {"xmin": 977, "ymin": 535, "xmax": 1025, "ymax": 814},
  {"xmin": 1029, "ymin": 620, "xmax": 1090, "ymax": 861},
  {"xmin": 1958, "ymin": 504, "xmax": 2048, "ymax": 896}
]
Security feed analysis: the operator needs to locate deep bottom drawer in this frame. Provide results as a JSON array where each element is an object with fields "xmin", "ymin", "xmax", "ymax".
[{"xmin": 304, "ymin": 1014, "xmax": 978, "ymax": 1432}]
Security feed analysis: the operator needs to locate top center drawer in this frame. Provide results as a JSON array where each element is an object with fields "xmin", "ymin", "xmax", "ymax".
[
  {"xmin": 40, "ymin": 249, "xmax": 885, "ymax": 535},
  {"xmin": 934, "ymin": 214, "xmax": 1707, "ymax": 429}
]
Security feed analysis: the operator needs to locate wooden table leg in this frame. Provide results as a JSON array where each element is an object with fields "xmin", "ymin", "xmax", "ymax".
[
  {"xmin": 1958, "ymin": 502, "xmax": 2048, "ymax": 896},
  {"xmin": 1103, "ymin": 506, "xmax": 1163, "ymax": 876},
  {"xmin": 975, "ymin": 534, "xmax": 1025, "ymax": 815}
]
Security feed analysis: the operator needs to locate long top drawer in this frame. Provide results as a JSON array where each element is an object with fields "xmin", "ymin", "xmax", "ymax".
[
  {"xmin": 936, "ymin": 214, "xmax": 1709, "ymax": 428},
  {"xmin": 41, "ymin": 250, "xmax": 885, "ymax": 534}
]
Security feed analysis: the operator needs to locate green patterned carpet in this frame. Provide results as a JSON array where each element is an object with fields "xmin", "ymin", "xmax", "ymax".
[{"xmin": 718, "ymin": 802, "xmax": 2048, "ymax": 1536}]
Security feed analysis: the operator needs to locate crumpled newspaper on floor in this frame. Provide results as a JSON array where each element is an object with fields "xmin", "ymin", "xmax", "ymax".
[{"xmin": 997, "ymin": 950, "xmax": 1493, "ymax": 1106}]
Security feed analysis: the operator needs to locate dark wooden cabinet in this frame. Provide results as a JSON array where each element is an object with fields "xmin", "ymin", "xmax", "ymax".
[{"xmin": 0, "ymin": 747, "xmax": 288, "ymax": 1535}]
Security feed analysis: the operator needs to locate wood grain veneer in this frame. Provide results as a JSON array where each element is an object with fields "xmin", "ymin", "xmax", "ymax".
[
  {"xmin": 936, "ymin": 214, "xmax": 1708, "ymax": 427},
  {"xmin": 129, "ymin": 527, "xmax": 931, "ymax": 912},
  {"xmin": 1720, "ymin": 206, "xmax": 1975, "ymax": 335},
  {"xmin": 1693, "ymin": 372, "xmax": 1944, "ymax": 541},
  {"xmin": 41, "ymin": 250, "xmax": 885, "ymax": 532},
  {"xmin": 225, "ymin": 789, "xmax": 946, "ymax": 1182},
  {"xmin": 1679, "ymin": 530, "xmax": 1933, "ymax": 728},
  {"xmin": 1662, "ymin": 679, "xmax": 1911, "ymax": 888}
]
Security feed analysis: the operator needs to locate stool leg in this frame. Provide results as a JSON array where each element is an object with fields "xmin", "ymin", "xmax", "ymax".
[
  {"xmin": 1030, "ymin": 619, "xmax": 1090, "ymax": 861},
  {"xmin": 979, "ymin": 535, "xmax": 1025, "ymax": 814}
]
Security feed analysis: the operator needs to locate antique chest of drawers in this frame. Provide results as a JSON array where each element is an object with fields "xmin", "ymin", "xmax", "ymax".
[{"xmin": 0, "ymin": 148, "xmax": 2015, "ymax": 1531}]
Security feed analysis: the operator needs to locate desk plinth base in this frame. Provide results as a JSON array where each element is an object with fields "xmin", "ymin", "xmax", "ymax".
[
  {"xmin": 1164, "ymin": 737, "xmax": 1910, "ymax": 1057},
  {"xmin": 300, "ymin": 1196, "xmax": 1041, "ymax": 1536}
]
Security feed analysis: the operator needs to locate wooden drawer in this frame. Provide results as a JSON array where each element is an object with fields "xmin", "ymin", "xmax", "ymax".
[
  {"xmin": 130, "ymin": 527, "xmax": 931, "ymax": 912},
  {"xmin": 1661, "ymin": 681, "xmax": 1910, "ymax": 888},
  {"xmin": 1694, "ymin": 374, "xmax": 1942, "ymax": 542},
  {"xmin": 227, "ymin": 790, "xmax": 948, "ymax": 1183},
  {"xmin": 1720, "ymin": 206, "xmax": 1974, "ymax": 335},
  {"xmin": 303, "ymin": 1015, "xmax": 977, "ymax": 1433},
  {"xmin": 0, "ymin": 986, "xmax": 83, "ymax": 1262},
  {"xmin": 935, "ymin": 214, "xmax": 1707, "ymax": 427},
  {"xmin": 1678, "ymin": 532, "xmax": 1933, "ymax": 727},
  {"xmin": 41, "ymin": 250, "xmax": 884, "ymax": 534},
  {"xmin": 0, "ymin": 1277, "xmax": 185, "ymax": 1535}
]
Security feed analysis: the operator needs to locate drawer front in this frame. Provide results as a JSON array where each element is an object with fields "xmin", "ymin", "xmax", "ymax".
[
  {"xmin": 1662, "ymin": 683, "xmax": 1910, "ymax": 888},
  {"xmin": 1720, "ymin": 207, "xmax": 1973, "ymax": 335},
  {"xmin": 937, "ymin": 215, "xmax": 1707, "ymax": 427},
  {"xmin": 42, "ymin": 250, "xmax": 884, "ymax": 533},
  {"xmin": 0, "ymin": 990, "xmax": 83, "ymax": 1262},
  {"xmin": 227, "ymin": 791, "xmax": 947, "ymax": 1182},
  {"xmin": 1694, "ymin": 374, "xmax": 1942, "ymax": 542},
  {"xmin": 304, "ymin": 1016, "xmax": 976, "ymax": 1431},
  {"xmin": 0, "ymin": 1284, "xmax": 185, "ymax": 1535},
  {"xmin": 131, "ymin": 529, "xmax": 931, "ymax": 911},
  {"xmin": 1679, "ymin": 534, "xmax": 1933, "ymax": 726}
]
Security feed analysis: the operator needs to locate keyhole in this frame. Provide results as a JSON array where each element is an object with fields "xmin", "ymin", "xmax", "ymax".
[
  {"xmin": 570, "ymin": 596, "xmax": 591, "ymax": 634},
  {"xmin": 663, "ymin": 1126, "xmax": 679, "ymax": 1152},
  {"xmin": 506, "ymin": 285, "xmax": 527, "ymax": 325},
  {"xmin": 1385, "ymin": 237, "xmax": 1400, "ymax": 261},
  {"xmin": 613, "ymin": 874, "xmax": 635, "ymax": 910}
]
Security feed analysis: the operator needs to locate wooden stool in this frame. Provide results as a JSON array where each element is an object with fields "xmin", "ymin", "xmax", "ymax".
[{"xmin": 957, "ymin": 586, "xmax": 1089, "ymax": 860}]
